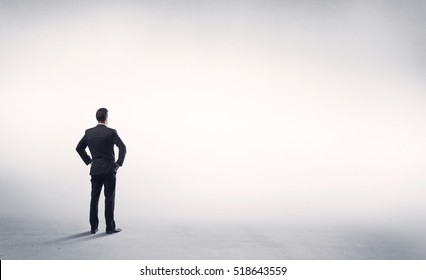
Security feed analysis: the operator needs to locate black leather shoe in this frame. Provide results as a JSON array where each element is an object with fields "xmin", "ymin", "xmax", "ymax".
[
  {"xmin": 91, "ymin": 228, "xmax": 98, "ymax": 234},
  {"xmin": 106, "ymin": 228, "xmax": 122, "ymax": 234}
]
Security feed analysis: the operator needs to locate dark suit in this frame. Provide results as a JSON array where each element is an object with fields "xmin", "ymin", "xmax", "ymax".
[{"xmin": 76, "ymin": 124, "xmax": 126, "ymax": 231}]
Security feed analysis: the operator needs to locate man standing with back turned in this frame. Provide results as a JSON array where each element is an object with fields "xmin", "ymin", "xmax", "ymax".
[{"xmin": 76, "ymin": 108, "xmax": 126, "ymax": 234}]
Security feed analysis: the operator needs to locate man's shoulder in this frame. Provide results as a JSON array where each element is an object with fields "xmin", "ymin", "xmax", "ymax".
[
  {"xmin": 85, "ymin": 126, "xmax": 99, "ymax": 134},
  {"xmin": 85, "ymin": 126, "xmax": 95, "ymax": 132},
  {"xmin": 85, "ymin": 125, "xmax": 117, "ymax": 134}
]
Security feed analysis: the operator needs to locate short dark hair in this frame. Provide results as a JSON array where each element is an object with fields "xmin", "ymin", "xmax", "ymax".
[{"xmin": 96, "ymin": 108, "xmax": 108, "ymax": 122}]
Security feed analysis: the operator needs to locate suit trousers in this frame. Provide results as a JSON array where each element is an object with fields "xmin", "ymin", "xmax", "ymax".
[{"xmin": 90, "ymin": 173, "xmax": 117, "ymax": 231}]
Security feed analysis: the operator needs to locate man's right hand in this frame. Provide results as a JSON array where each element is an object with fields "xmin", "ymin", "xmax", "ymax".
[{"xmin": 113, "ymin": 162, "xmax": 120, "ymax": 171}]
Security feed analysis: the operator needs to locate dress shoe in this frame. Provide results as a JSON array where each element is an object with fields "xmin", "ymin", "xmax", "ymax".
[
  {"xmin": 91, "ymin": 228, "xmax": 98, "ymax": 234},
  {"xmin": 106, "ymin": 228, "xmax": 122, "ymax": 234}
]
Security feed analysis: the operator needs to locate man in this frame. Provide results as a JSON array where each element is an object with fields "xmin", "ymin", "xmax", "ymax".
[{"xmin": 76, "ymin": 108, "xmax": 126, "ymax": 234}]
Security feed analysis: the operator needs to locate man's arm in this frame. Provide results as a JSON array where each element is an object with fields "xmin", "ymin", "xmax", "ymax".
[
  {"xmin": 76, "ymin": 134, "xmax": 92, "ymax": 165},
  {"xmin": 112, "ymin": 130, "xmax": 126, "ymax": 166}
]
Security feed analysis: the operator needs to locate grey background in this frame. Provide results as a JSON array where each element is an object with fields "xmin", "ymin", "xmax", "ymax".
[{"xmin": 1, "ymin": 0, "xmax": 425, "ymax": 259}]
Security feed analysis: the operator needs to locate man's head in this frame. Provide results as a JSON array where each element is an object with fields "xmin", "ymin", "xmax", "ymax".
[{"xmin": 96, "ymin": 108, "xmax": 108, "ymax": 124}]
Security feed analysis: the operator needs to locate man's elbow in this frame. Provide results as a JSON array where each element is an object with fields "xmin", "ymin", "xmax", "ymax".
[
  {"xmin": 121, "ymin": 144, "xmax": 127, "ymax": 154},
  {"xmin": 76, "ymin": 145, "xmax": 85, "ymax": 154}
]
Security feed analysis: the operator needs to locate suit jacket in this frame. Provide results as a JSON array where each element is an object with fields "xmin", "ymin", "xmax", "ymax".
[{"xmin": 76, "ymin": 124, "xmax": 126, "ymax": 175}]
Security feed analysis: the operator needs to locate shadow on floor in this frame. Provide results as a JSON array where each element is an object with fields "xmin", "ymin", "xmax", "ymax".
[
  {"xmin": 63, "ymin": 231, "xmax": 92, "ymax": 240},
  {"xmin": 45, "ymin": 230, "xmax": 113, "ymax": 245}
]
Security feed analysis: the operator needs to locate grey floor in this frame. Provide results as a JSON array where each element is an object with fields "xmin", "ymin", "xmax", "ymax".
[{"xmin": 1, "ymin": 216, "xmax": 425, "ymax": 260}]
